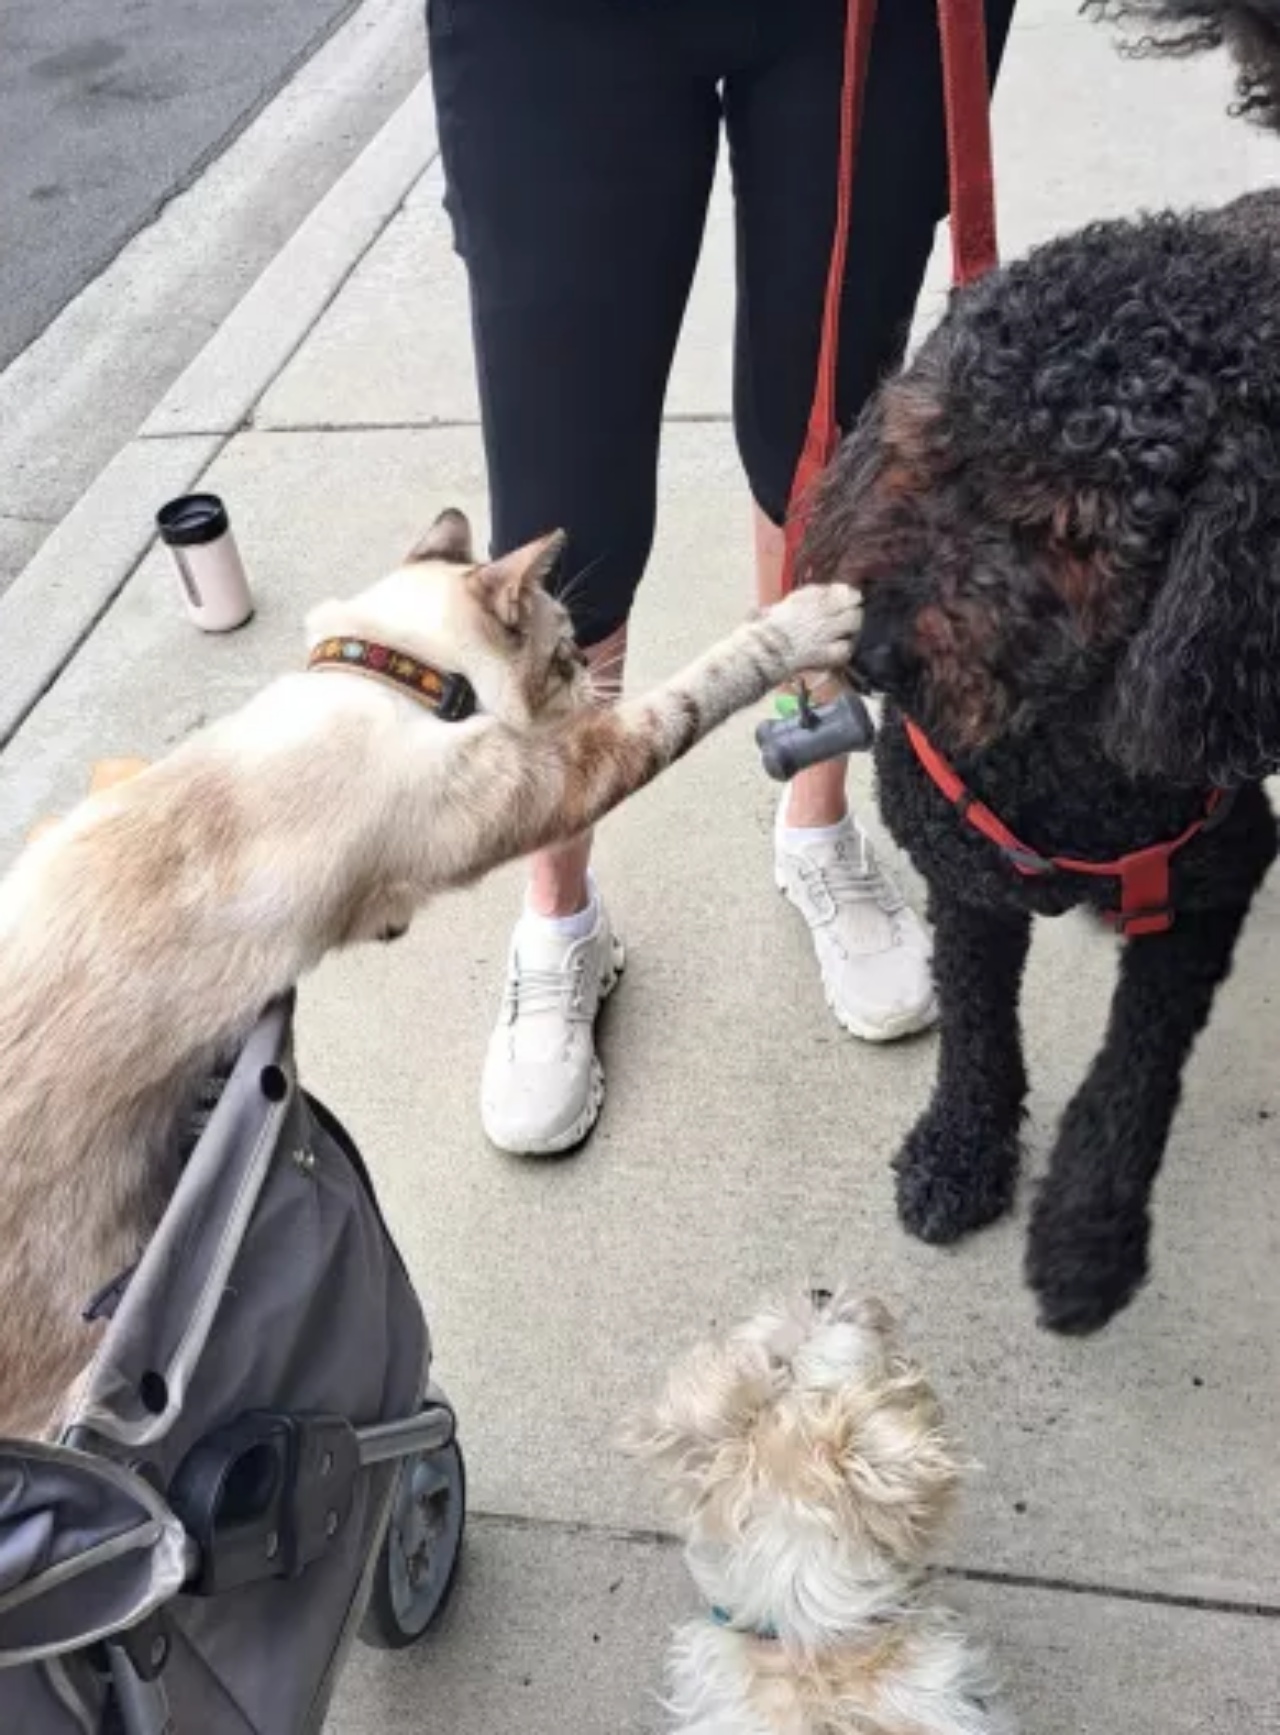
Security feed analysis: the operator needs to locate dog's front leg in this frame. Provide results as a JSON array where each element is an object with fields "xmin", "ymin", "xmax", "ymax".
[
  {"xmin": 1027, "ymin": 902, "xmax": 1255, "ymax": 1336},
  {"xmin": 895, "ymin": 894, "xmax": 1032, "ymax": 1243}
]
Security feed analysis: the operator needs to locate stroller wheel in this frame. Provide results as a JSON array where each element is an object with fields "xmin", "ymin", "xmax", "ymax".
[{"xmin": 361, "ymin": 1439, "xmax": 466, "ymax": 1648}]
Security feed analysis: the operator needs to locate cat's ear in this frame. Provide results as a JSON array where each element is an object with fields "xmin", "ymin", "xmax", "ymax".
[
  {"xmin": 406, "ymin": 508, "xmax": 474, "ymax": 565},
  {"xmin": 469, "ymin": 530, "xmax": 566, "ymax": 632}
]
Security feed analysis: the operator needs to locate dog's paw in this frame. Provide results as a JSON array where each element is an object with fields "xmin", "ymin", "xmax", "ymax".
[
  {"xmin": 893, "ymin": 1111, "xmax": 1020, "ymax": 1245},
  {"xmin": 1026, "ymin": 1195, "xmax": 1150, "ymax": 1336}
]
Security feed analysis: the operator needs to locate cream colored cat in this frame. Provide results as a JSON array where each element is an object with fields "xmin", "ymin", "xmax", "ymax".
[{"xmin": 0, "ymin": 508, "xmax": 860, "ymax": 1439}]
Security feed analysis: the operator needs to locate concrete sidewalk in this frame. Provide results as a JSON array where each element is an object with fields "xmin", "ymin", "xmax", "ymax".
[{"xmin": 3, "ymin": 2, "xmax": 1280, "ymax": 1729}]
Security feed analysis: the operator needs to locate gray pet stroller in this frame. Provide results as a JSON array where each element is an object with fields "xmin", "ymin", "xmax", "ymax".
[{"xmin": 0, "ymin": 998, "xmax": 465, "ymax": 1733}]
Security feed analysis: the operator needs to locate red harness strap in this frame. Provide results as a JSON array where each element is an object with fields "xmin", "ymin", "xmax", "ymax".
[
  {"xmin": 904, "ymin": 718, "xmax": 1230, "ymax": 936},
  {"xmin": 781, "ymin": 0, "xmax": 998, "ymax": 594}
]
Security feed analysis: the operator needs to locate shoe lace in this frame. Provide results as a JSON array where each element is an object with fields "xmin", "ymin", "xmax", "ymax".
[
  {"xmin": 504, "ymin": 956, "xmax": 588, "ymax": 1020},
  {"xmin": 802, "ymin": 836, "xmax": 904, "ymax": 914}
]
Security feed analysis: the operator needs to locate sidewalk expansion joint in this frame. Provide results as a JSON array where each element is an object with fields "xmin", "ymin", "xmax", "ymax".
[
  {"xmin": 470, "ymin": 1508, "xmax": 1280, "ymax": 1622},
  {"xmin": 237, "ymin": 411, "xmax": 734, "ymax": 436},
  {"xmin": 222, "ymin": 146, "xmax": 440, "ymax": 440}
]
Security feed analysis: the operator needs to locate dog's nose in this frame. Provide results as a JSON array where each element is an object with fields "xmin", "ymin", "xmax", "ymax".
[
  {"xmin": 851, "ymin": 635, "xmax": 901, "ymax": 689},
  {"xmin": 809, "ymin": 1288, "xmax": 833, "ymax": 1310}
]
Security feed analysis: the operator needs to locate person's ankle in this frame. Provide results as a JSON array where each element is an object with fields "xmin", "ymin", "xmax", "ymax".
[
  {"xmin": 525, "ymin": 870, "xmax": 597, "ymax": 928},
  {"xmin": 781, "ymin": 758, "xmax": 850, "ymax": 831},
  {"xmin": 783, "ymin": 787, "xmax": 850, "ymax": 831}
]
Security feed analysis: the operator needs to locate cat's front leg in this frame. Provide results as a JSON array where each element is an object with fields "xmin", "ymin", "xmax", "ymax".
[
  {"xmin": 674, "ymin": 581, "xmax": 864, "ymax": 733},
  {"xmin": 601, "ymin": 580, "xmax": 863, "ymax": 772},
  {"xmin": 455, "ymin": 585, "xmax": 862, "ymax": 875}
]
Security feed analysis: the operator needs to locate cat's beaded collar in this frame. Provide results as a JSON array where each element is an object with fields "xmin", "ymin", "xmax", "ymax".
[{"xmin": 308, "ymin": 636, "xmax": 478, "ymax": 721}]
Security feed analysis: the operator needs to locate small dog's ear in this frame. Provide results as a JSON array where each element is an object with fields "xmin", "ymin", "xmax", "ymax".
[
  {"xmin": 834, "ymin": 1366, "xmax": 962, "ymax": 1562},
  {"xmin": 1106, "ymin": 464, "xmax": 1280, "ymax": 785},
  {"xmin": 617, "ymin": 1343, "xmax": 769, "ymax": 1486}
]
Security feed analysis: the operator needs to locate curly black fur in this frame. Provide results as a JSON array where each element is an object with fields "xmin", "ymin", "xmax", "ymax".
[
  {"xmin": 1089, "ymin": 0, "xmax": 1280, "ymax": 127},
  {"xmin": 803, "ymin": 188, "xmax": 1280, "ymax": 1335}
]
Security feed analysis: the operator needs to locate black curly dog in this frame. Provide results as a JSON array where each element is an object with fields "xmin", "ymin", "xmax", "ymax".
[{"xmin": 804, "ymin": 2, "xmax": 1280, "ymax": 1336}]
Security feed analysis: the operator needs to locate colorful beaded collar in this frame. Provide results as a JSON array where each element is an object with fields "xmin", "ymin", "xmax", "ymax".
[{"xmin": 308, "ymin": 635, "xmax": 477, "ymax": 721}]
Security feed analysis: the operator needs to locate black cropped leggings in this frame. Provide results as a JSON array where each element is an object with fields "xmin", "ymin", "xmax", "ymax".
[{"xmin": 428, "ymin": 0, "xmax": 1016, "ymax": 646}]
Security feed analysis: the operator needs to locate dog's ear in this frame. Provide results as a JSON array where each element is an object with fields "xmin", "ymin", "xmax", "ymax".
[
  {"xmin": 1090, "ymin": 1, "xmax": 1280, "ymax": 131},
  {"xmin": 832, "ymin": 1367, "xmax": 962, "ymax": 1562},
  {"xmin": 1105, "ymin": 462, "xmax": 1280, "ymax": 787},
  {"xmin": 617, "ymin": 1343, "xmax": 771, "ymax": 1486}
]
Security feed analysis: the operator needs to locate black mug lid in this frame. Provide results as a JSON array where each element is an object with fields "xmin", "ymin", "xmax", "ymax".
[{"xmin": 156, "ymin": 493, "xmax": 229, "ymax": 548}]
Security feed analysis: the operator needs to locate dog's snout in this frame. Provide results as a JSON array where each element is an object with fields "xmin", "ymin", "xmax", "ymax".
[
  {"xmin": 809, "ymin": 1288, "xmax": 833, "ymax": 1310},
  {"xmin": 849, "ymin": 587, "xmax": 921, "ymax": 698},
  {"xmin": 852, "ymin": 633, "xmax": 902, "ymax": 690}
]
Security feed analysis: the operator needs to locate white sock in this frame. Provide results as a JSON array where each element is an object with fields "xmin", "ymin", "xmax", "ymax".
[
  {"xmin": 781, "ymin": 809, "xmax": 856, "ymax": 852},
  {"xmin": 522, "ymin": 874, "xmax": 600, "ymax": 941}
]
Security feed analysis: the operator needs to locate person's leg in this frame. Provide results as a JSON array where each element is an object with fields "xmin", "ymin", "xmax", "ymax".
[
  {"xmin": 429, "ymin": 0, "xmax": 719, "ymax": 1150},
  {"xmin": 727, "ymin": 0, "xmax": 1017, "ymax": 1041},
  {"xmin": 527, "ymin": 622, "xmax": 627, "ymax": 918}
]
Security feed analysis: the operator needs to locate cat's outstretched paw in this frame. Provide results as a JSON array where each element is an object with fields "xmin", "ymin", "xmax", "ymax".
[{"xmin": 765, "ymin": 583, "xmax": 862, "ymax": 681}]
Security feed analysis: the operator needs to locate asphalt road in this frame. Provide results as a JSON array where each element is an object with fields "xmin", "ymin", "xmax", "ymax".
[{"xmin": 0, "ymin": 0, "xmax": 364, "ymax": 370}]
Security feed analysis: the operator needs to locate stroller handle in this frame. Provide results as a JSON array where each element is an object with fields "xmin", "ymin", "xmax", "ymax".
[{"xmin": 357, "ymin": 1391, "xmax": 456, "ymax": 1466}]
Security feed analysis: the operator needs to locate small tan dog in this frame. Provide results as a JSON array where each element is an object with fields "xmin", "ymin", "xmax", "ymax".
[{"xmin": 623, "ymin": 1289, "xmax": 1015, "ymax": 1735}]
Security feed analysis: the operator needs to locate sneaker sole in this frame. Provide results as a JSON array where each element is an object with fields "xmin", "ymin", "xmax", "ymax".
[
  {"xmin": 775, "ymin": 876, "xmax": 938, "ymax": 1045},
  {"xmin": 488, "ymin": 932, "xmax": 626, "ymax": 1158}
]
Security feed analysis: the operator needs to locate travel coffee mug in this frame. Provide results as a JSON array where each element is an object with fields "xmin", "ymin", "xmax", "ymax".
[{"xmin": 156, "ymin": 493, "xmax": 254, "ymax": 633}]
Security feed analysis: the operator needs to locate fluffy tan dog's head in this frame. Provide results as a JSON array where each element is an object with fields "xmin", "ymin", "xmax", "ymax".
[{"xmin": 622, "ymin": 1290, "xmax": 963, "ymax": 1650}]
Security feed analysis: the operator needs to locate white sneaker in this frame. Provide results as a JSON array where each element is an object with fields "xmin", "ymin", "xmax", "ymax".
[
  {"xmin": 775, "ymin": 804, "xmax": 937, "ymax": 1042},
  {"xmin": 481, "ymin": 896, "xmax": 625, "ymax": 1155}
]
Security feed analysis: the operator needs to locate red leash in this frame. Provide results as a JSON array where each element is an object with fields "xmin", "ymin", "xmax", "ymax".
[
  {"xmin": 937, "ymin": 0, "xmax": 1000, "ymax": 287},
  {"xmin": 781, "ymin": 3, "xmax": 1227, "ymax": 932},
  {"xmin": 781, "ymin": 0, "xmax": 998, "ymax": 594}
]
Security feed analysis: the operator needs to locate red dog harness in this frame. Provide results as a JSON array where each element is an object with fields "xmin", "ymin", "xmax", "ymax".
[{"xmin": 904, "ymin": 719, "xmax": 1231, "ymax": 936}]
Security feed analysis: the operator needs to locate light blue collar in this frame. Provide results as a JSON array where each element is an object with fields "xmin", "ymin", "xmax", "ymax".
[{"xmin": 710, "ymin": 1605, "xmax": 779, "ymax": 1642}]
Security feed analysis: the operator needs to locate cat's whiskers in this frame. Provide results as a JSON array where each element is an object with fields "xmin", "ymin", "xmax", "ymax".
[{"xmin": 552, "ymin": 555, "xmax": 605, "ymax": 623}]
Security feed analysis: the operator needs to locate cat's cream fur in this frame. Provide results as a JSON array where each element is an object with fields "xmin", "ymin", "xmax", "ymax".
[{"xmin": 0, "ymin": 509, "xmax": 860, "ymax": 1439}]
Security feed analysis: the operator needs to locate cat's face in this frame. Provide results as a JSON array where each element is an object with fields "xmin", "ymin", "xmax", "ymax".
[
  {"xmin": 309, "ymin": 509, "xmax": 590, "ymax": 729},
  {"xmin": 419, "ymin": 511, "xmax": 590, "ymax": 727}
]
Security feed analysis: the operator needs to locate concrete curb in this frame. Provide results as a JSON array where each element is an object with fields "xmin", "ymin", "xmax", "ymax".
[
  {"xmin": 141, "ymin": 80, "xmax": 435, "ymax": 438},
  {"xmin": 0, "ymin": 0, "xmax": 425, "ymax": 564},
  {"xmin": 0, "ymin": 76, "xmax": 436, "ymax": 750}
]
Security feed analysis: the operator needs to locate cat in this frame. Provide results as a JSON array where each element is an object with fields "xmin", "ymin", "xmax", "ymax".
[{"xmin": 0, "ymin": 507, "xmax": 860, "ymax": 1439}]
